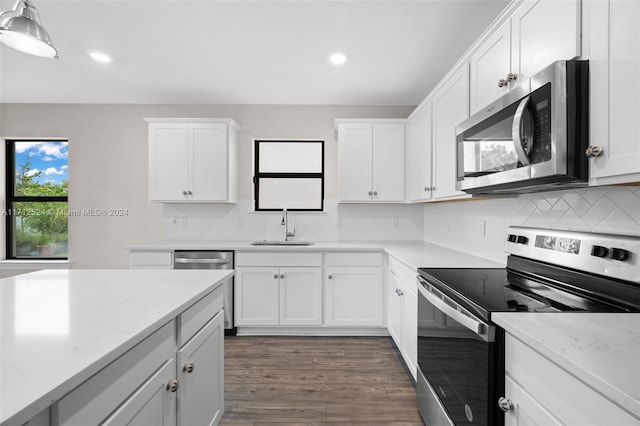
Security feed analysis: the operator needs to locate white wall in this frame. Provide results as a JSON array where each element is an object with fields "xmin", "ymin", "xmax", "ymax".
[
  {"xmin": 0, "ymin": 104, "xmax": 414, "ymax": 269},
  {"xmin": 424, "ymin": 186, "xmax": 640, "ymax": 264}
]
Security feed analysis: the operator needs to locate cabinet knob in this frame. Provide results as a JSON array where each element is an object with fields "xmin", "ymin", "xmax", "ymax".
[
  {"xmin": 396, "ymin": 288, "xmax": 403, "ymax": 296},
  {"xmin": 167, "ymin": 379, "xmax": 179, "ymax": 393},
  {"xmin": 373, "ymin": 191, "xmax": 378, "ymax": 196},
  {"xmin": 368, "ymin": 191, "xmax": 373, "ymax": 196},
  {"xmin": 280, "ymin": 274, "xmax": 285, "ymax": 279},
  {"xmin": 187, "ymin": 190, "xmax": 193, "ymax": 195},
  {"xmin": 585, "ymin": 145, "xmax": 604, "ymax": 158},
  {"xmin": 183, "ymin": 361, "xmax": 195, "ymax": 373},
  {"xmin": 182, "ymin": 190, "xmax": 188, "ymax": 195},
  {"xmin": 507, "ymin": 72, "xmax": 518, "ymax": 82},
  {"xmin": 273, "ymin": 274, "xmax": 279, "ymax": 279},
  {"xmin": 498, "ymin": 397, "xmax": 513, "ymax": 412},
  {"xmin": 328, "ymin": 274, "xmax": 333, "ymax": 279},
  {"xmin": 431, "ymin": 186, "xmax": 436, "ymax": 191},
  {"xmin": 498, "ymin": 78, "xmax": 508, "ymax": 88}
]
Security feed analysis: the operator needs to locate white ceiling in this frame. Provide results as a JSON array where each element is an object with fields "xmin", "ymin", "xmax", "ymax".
[{"xmin": 0, "ymin": 0, "xmax": 510, "ymax": 105}]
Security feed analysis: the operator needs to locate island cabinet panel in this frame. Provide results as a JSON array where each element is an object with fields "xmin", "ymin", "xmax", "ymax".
[
  {"xmin": 51, "ymin": 286, "xmax": 225, "ymax": 426},
  {"xmin": 53, "ymin": 321, "xmax": 175, "ymax": 426},
  {"xmin": 102, "ymin": 359, "xmax": 177, "ymax": 426},
  {"xmin": 177, "ymin": 311, "xmax": 224, "ymax": 426},
  {"xmin": 129, "ymin": 250, "xmax": 173, "ymax": 269}
]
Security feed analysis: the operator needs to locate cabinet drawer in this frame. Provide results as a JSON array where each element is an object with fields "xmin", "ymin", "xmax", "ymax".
[
  {"xmin": 325, "ymin": 252, "xmax": 383, "ymax": 267},
  {"xmin": 236, "ymin": 252, "xmax": 322, "ymax": 267},
  {"xmin": 505, "ymin": 334, "xmax": 639, "ymax": 425},
  {"xmin": 129, "ymin": 251, "xmax": 173, "ymax": 267},
  {"xmin": 388, "ymin": 255, "xmax": 417, "ymax": 293},
  {"xmin": 180, "ymin": 287, "xmax": 223, "ymax": 346},
  {"xmin": 54, "ymin": 321, "xmax": 175, "ymax": 426}
]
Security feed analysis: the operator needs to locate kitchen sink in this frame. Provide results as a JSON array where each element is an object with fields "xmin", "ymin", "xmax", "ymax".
[{"xmin": 250, "ymin": 240, "xmax": 314, "ymax": 246}]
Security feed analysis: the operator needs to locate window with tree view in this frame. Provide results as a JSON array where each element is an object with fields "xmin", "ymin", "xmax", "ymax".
[{"xmin": 5, "ymin": 140, "xmax": 69, "ymax": 259}]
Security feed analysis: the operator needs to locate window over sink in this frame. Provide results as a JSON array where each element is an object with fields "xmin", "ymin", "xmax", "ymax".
[
  {"xmin": 4, "ymin": 140, "xmax": 69, "ymax": 259},
  {"xmin": 253, "ymin": 139, "xmax": 324, "ymax": 211}
]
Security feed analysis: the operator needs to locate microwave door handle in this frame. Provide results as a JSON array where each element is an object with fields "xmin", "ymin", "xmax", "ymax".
[{"xmin": 512, "ymin": 96, "xmax": 533, "ymax": 165}]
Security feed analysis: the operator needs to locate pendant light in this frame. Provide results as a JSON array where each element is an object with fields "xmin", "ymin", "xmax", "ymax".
[{"xmin": 0, "ymin": 0, "xmax": 58, "ymax": 59}]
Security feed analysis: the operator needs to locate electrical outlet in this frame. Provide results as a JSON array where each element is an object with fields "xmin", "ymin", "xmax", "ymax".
[
  {"xmin": 335, "ymin": 217, "xmax": 341, "ymax": 228},
  {"xmin": 179, "ymin": 217, "xmax": 187, "ymax": 227},
  {"xmin": 391, "ymin": 217, "xmax": 399, "ymax": 227},
  {"xmin": 234, "ymin": 217, "xmax": 243, "ymax": 227},
  {"xmin": 171, "ymin": 217, "xmax": 179, "ymax": 226},
  {"xmin": 479, "ymin": 220, "xmax": 486, "ymax": 237}
]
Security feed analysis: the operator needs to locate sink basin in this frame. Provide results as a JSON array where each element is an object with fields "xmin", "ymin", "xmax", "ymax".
[{"xmin": 250, "ymin": 240, "xmax": 314, "ymax": 246}]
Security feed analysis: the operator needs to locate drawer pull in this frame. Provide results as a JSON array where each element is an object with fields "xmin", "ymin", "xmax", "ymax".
[
  {"xmin": 184, "ymin": 361, "xmax": 195, "ymax": 373},
  {"xmin": 498, "ymin": 397, "xmax": 513, "ymax": 412}
]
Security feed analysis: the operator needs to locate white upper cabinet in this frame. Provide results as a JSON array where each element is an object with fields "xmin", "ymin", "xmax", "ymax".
[
  {"xmin": 432, "ymin": 64, "xmax": 471, "ymax": 201},
  {"xmin": 470, "ymin": 20, "xmax": 512, "ymax": 114},
  {"xmin": 337, "ymin": 120, "xmax": 405, "ymax": 203},
  {"xmin": 147, "ymin": 118, "xmax": 238, "ymax": 203},
  {"xmin": 470, "ymin": 0, "xmax": 581, "ymax": 113},
  {"xmin": 405, "ymin": 100, "xmax": 433, "ymax": 202},
  {"xmin": 586, "ymin": 0, "xmax": 640, "ymax": 185}
]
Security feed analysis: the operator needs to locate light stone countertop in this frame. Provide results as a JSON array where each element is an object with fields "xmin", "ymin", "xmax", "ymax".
[
  {"xmin": 126, "ymin": 239, "xmax": 505, "ymax": 271},
  {"xmin": 0, "ymin": 269, "xmax": 232, "ymax": 426},
  {"xmin": 493, "ymin": 313, "xmax": 640, "ymax": 419}
]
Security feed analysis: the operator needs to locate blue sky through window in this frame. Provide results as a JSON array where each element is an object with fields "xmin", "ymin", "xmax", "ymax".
[{"xmin": 15, "ymin": 141, "xmax": 68, "ymax": 186}]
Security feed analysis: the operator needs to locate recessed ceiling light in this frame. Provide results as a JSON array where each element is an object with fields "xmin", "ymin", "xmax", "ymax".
[
  {"xmin": 329, "ymin": 53, "xmax": 347, "ymax": 66},
  {"xmin": 89, "ymin": 51, "xmax": 111, "ymax": 63}
]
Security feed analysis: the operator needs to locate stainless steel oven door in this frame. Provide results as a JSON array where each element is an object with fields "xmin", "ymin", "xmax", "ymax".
[{"xmin": 417, "ymin": 276, "xmax": 499, "ymax": 426}]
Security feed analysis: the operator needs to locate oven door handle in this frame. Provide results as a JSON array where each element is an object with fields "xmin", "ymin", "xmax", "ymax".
[{"xmin": 417, "ymin": 278, "xmax": 487, "ymax": 336}]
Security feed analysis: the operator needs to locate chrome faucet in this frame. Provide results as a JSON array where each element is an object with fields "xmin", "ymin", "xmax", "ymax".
[{"xmin": 281, "ymin": 208, "xmax": 295, "ymax": 241}]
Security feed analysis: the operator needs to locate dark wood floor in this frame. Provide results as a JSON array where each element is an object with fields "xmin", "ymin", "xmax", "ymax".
[{"xmin": 221, "ymin": 336, "xmax": 424, "ymax": 425}]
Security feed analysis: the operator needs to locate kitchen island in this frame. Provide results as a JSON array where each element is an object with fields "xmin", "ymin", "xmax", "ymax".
[{"xmin": 0, "ymin": 269, "xmax": 231, "ymax": 426}]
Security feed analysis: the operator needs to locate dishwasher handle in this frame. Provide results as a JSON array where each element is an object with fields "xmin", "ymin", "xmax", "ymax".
[{"xmin": 174, "ymin": 258, "xmax": 232, "ymax": 265}]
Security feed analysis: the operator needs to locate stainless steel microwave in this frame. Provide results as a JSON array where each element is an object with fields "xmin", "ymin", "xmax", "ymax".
[{"xmin": 456, "ymin": 60, "xmax": 589, "ymax": 195}]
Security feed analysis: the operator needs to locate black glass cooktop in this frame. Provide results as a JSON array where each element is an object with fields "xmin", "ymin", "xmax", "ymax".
[{"xmin": 418, "ymin": 267, "xmax": 576, "ymax": 322}]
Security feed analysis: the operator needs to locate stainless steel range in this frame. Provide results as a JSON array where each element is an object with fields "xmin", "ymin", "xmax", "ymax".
[{"xmin": 416, "ymin": 226, "xmax": 640, "ymax": 426}]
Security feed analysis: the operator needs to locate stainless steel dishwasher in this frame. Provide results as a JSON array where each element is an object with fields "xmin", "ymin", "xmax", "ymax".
[{"xmin": 173, "ymin": 251, "xmax": 235, "ymax": 335}]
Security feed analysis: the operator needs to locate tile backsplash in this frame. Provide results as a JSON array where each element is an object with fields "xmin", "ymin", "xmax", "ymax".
[
  {"xmin": 163, "ymin": 199, "xmax": 425, "ymax": 242},
  {"xmin": 424, "ymin": 186, "xmax": 640, "ymax": 264}
]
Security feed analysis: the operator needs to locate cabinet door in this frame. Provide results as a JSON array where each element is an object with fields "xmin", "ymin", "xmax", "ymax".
[
  {"xmin": 279, "ymin": 267, "xmax": 322, "ymax": 326},
  {"xmin": 338, "ymin": 123, "xmax": 373, "ymax": 201},
  {"xmin": 432, "ymin": 64, "xmax": 471, "ymax": 200},
  {"xmin": 511, "ymin": 0, "xmax": 580, "ymax": 85},
  {"xmin": 325, "ymin": 267, "xmax": 384, "ymax": 326},
  {"xmin": 504, "ymin": 376, "xmax": 562, "ymax": 426},
  {"xmin": 102, "ymin": 359, "xmax": 177, "ymax": 426},
  {"xmin": 401, "ymin": 283, "xmax": 418, "ymax": 381},
  {"xmin": 469, "ymin": 20, "xmax": 512, "ymax": 114},
  {"xmin": 406, "ymin": 101, "xmax": 433, "ymax": 202},
  {"xmin": 190, "ymin": 124, "xmax": 228, "ymax": 201},
  {"xmin": 149, "ymin": 123, "xmax": 190, "ymax": 201},
  {"xmin": 372, "ymin": 123, "xmax": 405, "ymax": 202},
  {"xmin": 387, "ymin": 270, "xmax": 403, "ymax": 346},
  {"xmin": 589, "ymin": 0, "xmax": 640, "ymax": 183},
  {"xmin": 235, "ymin": 267, "xmax": 279, "ymax": 326},
  {"xmin": 178, "ymin": 311, "xmax": 224, "ymax": 426}
]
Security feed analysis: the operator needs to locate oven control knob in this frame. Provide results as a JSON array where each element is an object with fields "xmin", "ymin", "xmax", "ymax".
[
  {"xmin": 498, "ymin": 397, "xmax": 513, "ymax": 412},
  {"xmin": 516, "ymin": 235, "xmax": 528, "ymax": 244},
  {"xmin": 591, "ymin": 245, "xmax": 609, "ymax": 258},
  {"xmin": 611, "ymin": 248, "xmax": 630, "ymax": 261},
  {"xmin": 507, "ymin": 234, "xmax": 517, "ymax": 243}
]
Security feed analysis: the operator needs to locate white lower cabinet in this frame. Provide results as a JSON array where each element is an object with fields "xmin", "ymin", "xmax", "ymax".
[
  {"xmin": 386, "ymin": 255, "xmax": 418, "ymax": 380},
  {"xmin": 503, "ymin": 333, "xmax": 639, "ymax": 425},
  {"xmin": 324, "ymin": 252, "xmax": 384, "ymax": 327},
  {"xmin": 234, "ymin": 252, "xmax": 323, "ymax": 327},
  {"xmin": 177, "ymin": 311, "xmax": 224, "ymax": 426},
  {"xmin": 53, "ymin": 287, "xmax": 224, "ymax": 426}
]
